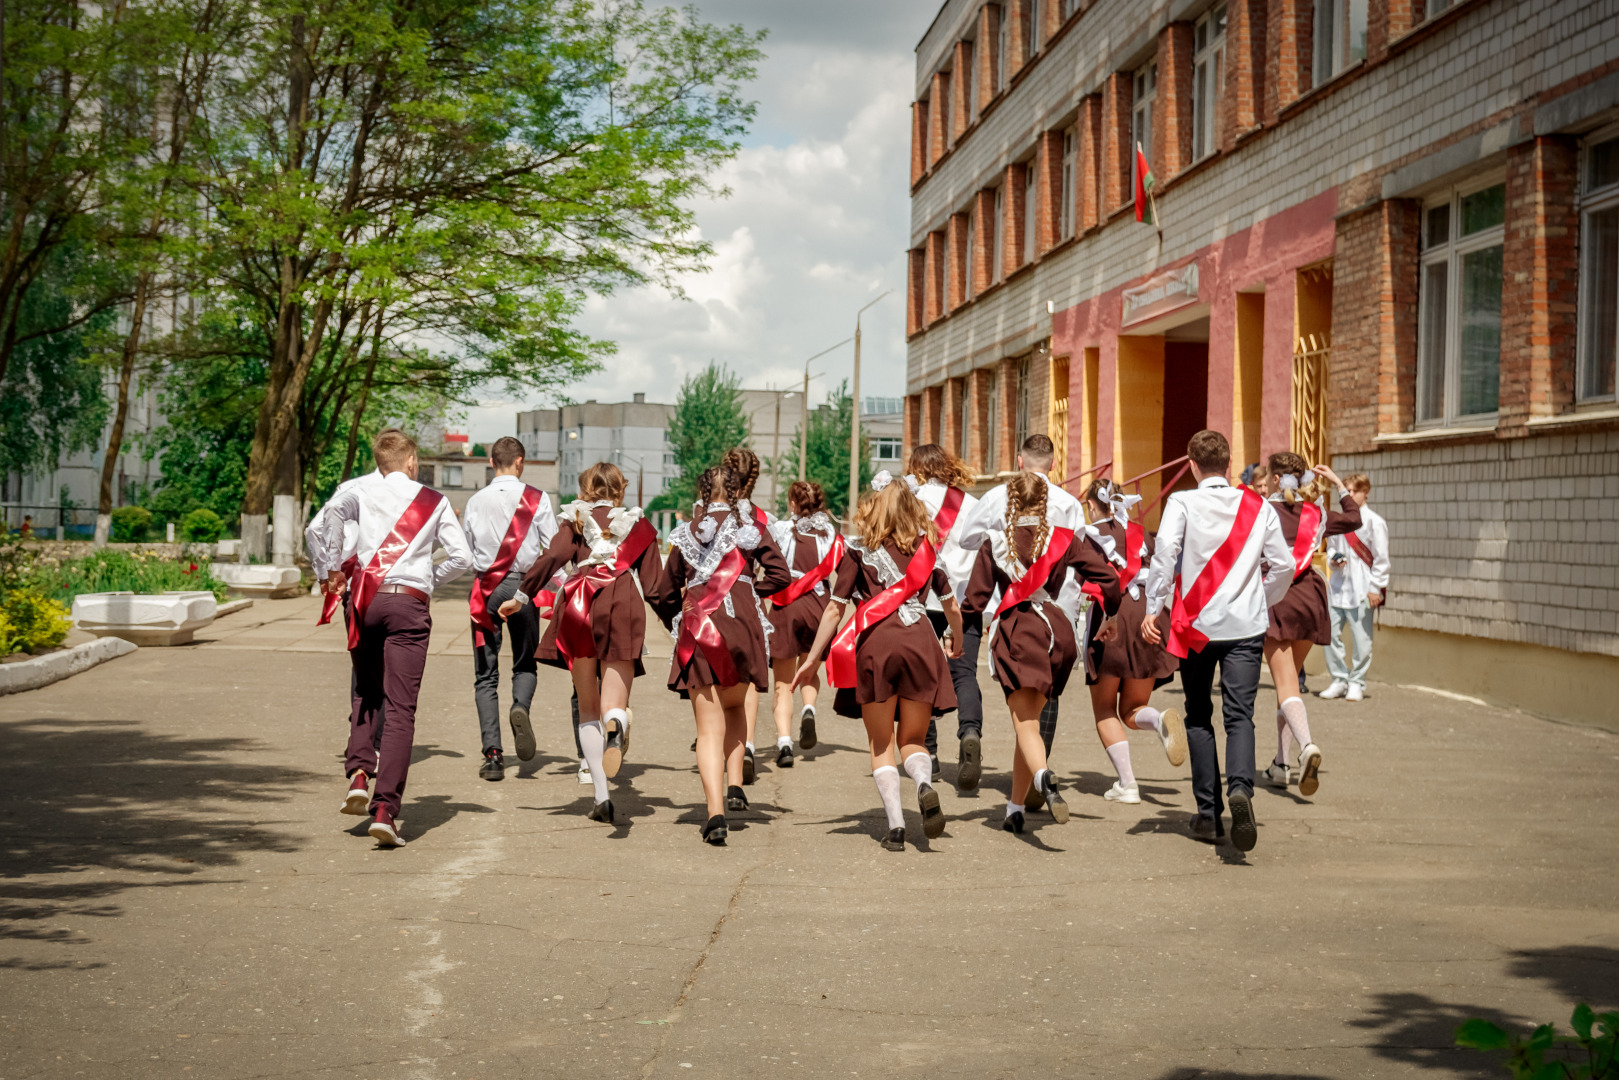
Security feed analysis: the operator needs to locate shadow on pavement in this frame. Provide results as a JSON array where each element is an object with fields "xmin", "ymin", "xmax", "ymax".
[
  {"xmin": 0, "ymin": 716, "xmax": 319, "ymax": 960},
  {"xmin": 1506, "ymin": 945, "xmax": 1619, "ymax": 1009}
]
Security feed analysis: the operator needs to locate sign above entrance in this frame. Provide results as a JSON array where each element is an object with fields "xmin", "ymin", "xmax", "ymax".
[{"xmin": 1122, "ymin": 263, "xmax": 1200, "ymax": 328}]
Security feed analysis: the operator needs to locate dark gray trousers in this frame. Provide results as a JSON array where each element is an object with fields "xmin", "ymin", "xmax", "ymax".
[
  {"xmin": 925, "ymin": 611, "xmax": 984, "ymax": 756},
  {"xmin": 471, "ymin": 571, "xmax": 538, "ymax": 753},
  {"xmin": 1178, "ymin": 633, "xmax": 1262, "ymax": 820}
]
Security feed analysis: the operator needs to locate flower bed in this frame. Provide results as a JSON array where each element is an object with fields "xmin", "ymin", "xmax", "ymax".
[{"xmin": 30, "ymin": 549, "xmax": 229, "ymax": 606}]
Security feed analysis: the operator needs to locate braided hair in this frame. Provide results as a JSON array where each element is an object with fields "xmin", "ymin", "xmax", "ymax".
[
  {"xmin": 694, "ymin": 465, "xmax": 744, "ymax": 531},
  {"xmin": 1003, "ymin": 471, "xmax": 1051, "ymax": 570},
  {"xmin": 787, "ymin": 479, "xmax": 825, "ymax": 517},
  {"xmin": 720, "ymin": 447, "xmax": 761, "ymax": 501}
]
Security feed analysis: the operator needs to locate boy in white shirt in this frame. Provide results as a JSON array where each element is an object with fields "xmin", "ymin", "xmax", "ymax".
[{"xmin": 1322, "ymin": 472, "xmax": 1390, "ymax": 702}]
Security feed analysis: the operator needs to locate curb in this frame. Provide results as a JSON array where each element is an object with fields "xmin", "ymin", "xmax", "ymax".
[
  {"xmin": 217, "ymin": 598, "xmax": 255, "ymax": 617},
  {"xmin": 0, "ymin": 637, "xmax": 139, "ymax": 696}
]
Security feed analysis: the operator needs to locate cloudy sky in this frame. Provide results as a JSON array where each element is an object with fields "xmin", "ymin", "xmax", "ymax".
[{"xmin": 463, "ymin": 0, "xmax": 938, "ymax": 441}]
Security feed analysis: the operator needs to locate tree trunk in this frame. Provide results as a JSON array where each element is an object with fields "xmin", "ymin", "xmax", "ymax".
[
  {"xmin": 271, "ymin": 422, "xmax": 300, "ymax": 564},
  {"xmin": 95, "ymin": 271, "xmax": 151, "ymax": 546},
  {"xmin": 341, "ymin": 312, "xmax": 385, "ymax": 481}
]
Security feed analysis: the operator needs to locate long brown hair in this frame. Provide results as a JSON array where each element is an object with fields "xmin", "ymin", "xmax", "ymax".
[
  {"xmin": 720, "ymin": 447, "xmax": 761, "ymax": 500},
  {"xmin": 1004, "ymin": 471, "xmax": 1051, "ymax": 568},
  {"xmin": 853, "ymin": 481, "xmax": 937, "ymax": 556},
  {"xmin": 578, "ymin": 462, "xmax": 626, "ymax": 505},
  {"xmin": 694, "ymin": 465, "xmax": 744, "ymax": 530},
  {"xmin": 907, "ymin": 443, "xmax": 974, "ymax": 489}
]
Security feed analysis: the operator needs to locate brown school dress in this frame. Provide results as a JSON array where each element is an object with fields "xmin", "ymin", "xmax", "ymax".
[
  {"xmin": 1267, "ymin": 494, "xmax": 1363, "ymax": 645},
  {"xmin": 650, "ymin": 515, "xmax": 791, "ymax": 694},
  {"xmin": 964, "ymin": 526, "xmax": 1122, "ymax": 699},
  {"xmin": 829, "ymin": 539, "xmax": 957, "ymax": 720},
  {"xmin": 521, "ymin": 504, "xmax": 664, "ymax": 676},
  {"xmin": 1085, "ymin": 519, "xmax": 1179, "ymax": 683},
  {"xmin": 767, "ymin": 517, "xmax": 835, "ymax": 659}
]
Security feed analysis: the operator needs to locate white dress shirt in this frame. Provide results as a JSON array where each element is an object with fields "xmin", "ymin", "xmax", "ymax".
[
  {"xmin": 303, "ymin": 470, "xmax": 378, "ymax": 570},
  {"xmin": 460, "ymin": 474, "xmax": 557, "ymax": 575},
  {"xmin": 1327, "ymin": 504, "xmax": 1390, "ymax": 608},
  {"xmin": 308, "ymin": 470, "xmax": 473, "ymax": 595},
  {"xmin": 1144, "ymin": 475, "xmax": 1293, "ymax": 643},
  {"xmin": 954, "ymin": 474, "xmax": 1084, "ymax": 552},
  {"xmin": 913, "ymin": 479, "xmax": 981, "ymax": 607}
]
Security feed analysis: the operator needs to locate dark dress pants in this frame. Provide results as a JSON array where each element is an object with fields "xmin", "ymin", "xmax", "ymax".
[
  {"xmin": 471, "ymin": 571, "xmax": 538, "ymax": 753},
  {"xmin": 1177, "ymin": 633, "xmax": 1262, "ymax": 821},
  {"xmin": 926, "ymin": 611, "xmax": 983, "ymax": 756},
  {"xmin": 345, "ymin": 592, "xmax": 432, "ymax": 818}
]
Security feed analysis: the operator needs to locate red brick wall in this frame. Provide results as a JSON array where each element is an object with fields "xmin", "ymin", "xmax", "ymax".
[
  {"xmin": 944, "ymin": 377, "xmax": 966, "ymax": 457},
  {"xmin": 1036, "ymin": 129, "xmax": 1064, "ymax": 255},
  {"xmin": 1004, "ymin": 161, "xmax": 1028, "ymax": 273},
  {"xmin": 969, "ymin": 367, "xmax": 994, "ymax": 472},
  {"xmin": 1223, "ymin": 0, "xmax": 1267, "ymax": 147},
  {"xmin": 1330, "ymin": 199, "xmax": 1421, "ymax": 453},
  {"xmin": 1501, "ymin": 135, "xmax": 1580, "ymax": 433},
  {"xmin": 1008, "ymin": 0, "xmax": 1032, "ymax": 76},
  {"xmin": 997, "ymin": 356, "xmax": 1020, "ymax": 469},
  {"xmin": 946, "ymin": 211, "xmax": 970, "ymax": 310},
  {"xmin": 1101, "ymin": 71, "xmax": 1132, "ymax": 214},
  {"xmin": 925, "ymin": 230, "xmax": 946, "ymax": 325},
  {"xmin": 1156, "ymin": 22, "xmax": 1195, "ymax": 179},
  {"xmin": 977, "ymin": 5, "xmax": 1001, "ymax": 112},
  {"xmin": 952, "ymin": 41, "xmax": 974, "ymax": 140},
  {"xmin": 1079, "ymin": 93, "xmax": 1102, "ymax": 232},
  {"xmin": 972, "ymin": 188, "xmax": 997, "ymax": 293},
  {"xmin": 1265, "ymin": 0, "xmax": 1311, "ymax": 121},
  {"xmin": 929, "ymin": 71, "xmax": 949, "ymax": 166},
  {"xmin": 924, "ymin": 384, "xmax": 944, "ymax": 445},
  {"xmin": 904, "ymin": 394, "xmax": 921, "ymax": 457},
  {"xmin": 911, "ymin": 100, "xmax": 927, "ymax": 186},
  {"xmin": 1370, "ymin": 0, "xmax": 1422, "ymax": 60},
  {"xmin": 906, "ymin": 247, "xmax": 925, "ymax": 336}
]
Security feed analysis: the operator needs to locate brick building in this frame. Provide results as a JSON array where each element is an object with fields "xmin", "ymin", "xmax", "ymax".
[{"xmin": 904, "ymin": 0, "xmax": 1619, "ymax": 722}]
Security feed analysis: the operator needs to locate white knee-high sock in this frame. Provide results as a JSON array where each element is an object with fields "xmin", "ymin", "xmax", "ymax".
[
  {"xmin": 1031, "ymin": 768, "xmax": 1050, "ymax": 793},
  {"xmin": 603, "ymin": 707, "xmax": 628, "ymax": 733},
  {"xmin": 1105, "ymin": 741, "xmax": 1135, "ymax": 787},
  {"xmin": 1280, "ymin": 696, "xmax": 1313, "ymax": 751},
  {"xmin": 578, "ymin": 720, "xmax": 610, "ymax": 803},
  {"xmin": 902, "ymin": 751, "xmax": 932, "ymax": 790},
  {"xmin": 873, "ymin": 766, "xmax": 905, "ymax": 830},
  {"xmin": 1276, "ymin": 709, "xmax": 1292, "ymax": 765},
  {"xmin": 1131, "ymin": 706, "xmax": 1162, "ymax": 732}
]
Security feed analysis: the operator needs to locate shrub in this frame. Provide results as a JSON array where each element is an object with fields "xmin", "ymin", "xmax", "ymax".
[
  {"xmin": 0, "ymin": 588, "xmax": 72, "ymax": 654},
  {"xmin": 1458, "ymin": 1004, "xmax": 1618, "ymax": 1079},
  {"xmin": 179, "ymin": 507, "xmax": 225, "ymax": 543},
  {"xmin": 30, "ymin": 549, "xmax": 229, "ymax": 605},
  {"xmin": 109, "ymin": 506, "xmax": 154, "ymax": 542}
]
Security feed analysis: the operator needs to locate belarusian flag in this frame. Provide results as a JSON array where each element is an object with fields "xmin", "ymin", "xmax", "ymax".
[{"xmin": 1134, "ymin": 142, "xmax": 1155, "ymax": 225}]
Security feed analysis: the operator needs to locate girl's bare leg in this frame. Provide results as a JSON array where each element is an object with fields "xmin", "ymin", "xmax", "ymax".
[
  {"xmin": 861, "ymin": 698, "xmax": 907, "ymax": 837},
  {"xmin": 722, "ymin": 684, "xmax": 749, "ymax": 795},
  {"xmin": 770, "ymin": 658, "xmax": 797, "ymax": 742},
  {"xmin": 1089, "ymin": 676, "xmax": 1127, "ymax": 746},
  {"xmin": 571, "ymin": 660, "xmax": 611, "ymax": 805},
  {"xmin": 691, "ymin": 686, "xmax": 729, "ymax": 818},
  {"xmin": 1008, "ymin": 688, "xmax": 1048, "ymax": 805}
]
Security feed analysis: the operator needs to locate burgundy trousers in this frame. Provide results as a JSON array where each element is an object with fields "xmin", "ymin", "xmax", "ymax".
[{"xmin": 345, "ymin": 592, "xmax": 432, "ymax": 818}]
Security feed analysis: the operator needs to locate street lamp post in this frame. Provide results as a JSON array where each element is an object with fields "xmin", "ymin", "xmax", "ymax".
[
  {"xmin": 849, "ymin": 291, "xmax": 894, "ymax": 516},
  {"xmin": 785, "ymin": 337, "xmax": 854, "ymax": 483}
]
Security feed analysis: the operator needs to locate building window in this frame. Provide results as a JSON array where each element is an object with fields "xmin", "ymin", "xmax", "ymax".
[
  {"xmin": 1192, "ymin": 5, "xmax": 1226, "ymax": 161},
  {"xmin": 443, "ymin": 464, "xmax": 464, "ymax": 487},
  {"xmin": 939, "ymin": 71, "xmax": 952, "ymax": 150},
  {"xmin": 873, "ymin": 437, "xmax": 903, "ymax": 461},
  {"xmin": 997, "ymin": 4, "xmax": 1010, "ymax": 91},
  {"xmin": 1025, "ymin": 0, "xmax": 1041, "ymax": 61},
  {"xmin": 992, "ymin": 185, "xmax": 1005, "ymax": 282},
  {"xmin": 957, "ymin": 383, "xmax": 970, "ymax": 458},
  {"xmin": 1023, "ymin": 162, "xmax": 1037, "ymax": 266},
  {"xmin": 1060, "ymin": 127, "xmax": 1077, "ymax": 240},
  {"xmin": 1425, "ymin": 0, "xmax": 1453, "ymax": 16},
  {"xmin": 1014, "ymin": 354, "xmax": 1031, "ymax": 450},
  {"xmin": 965, "ymin": 40, "xmax": 978, "ymax": 119},
  {"xmin": 1062, "ymin": 0, "xmax": 1081, "ymax": 17},
  {"xmin": 419, "ymin": 464, "xmax": 436, "ymax": 486},
  {"xmin": 1313, "ymin": 0, "xmax": 1367, "ymax": 87},
  {"xmin": 984, "ymin": 370, "xmax": 1001, "ymax": 473},
  {"xmin": 965, "ymin": 210, "xmax": 977, "ymax": 299},
  {"xmin": 1417, "ymin": 179, "xmax": 1506, "ymax": 424},
  {"xmin": 1132, "ymin": 60, "xmax": 1156, "ymax": 192},
  {"xmin": 1579, "ymin": 132, "xmax": 1619, "ymax": 402}
]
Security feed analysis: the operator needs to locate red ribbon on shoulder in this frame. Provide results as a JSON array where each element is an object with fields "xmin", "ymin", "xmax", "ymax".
[
  {"xmin": 553, "ymin": 516, "xmax": 656, "ymax": 669},
  {"xmin": 933, "ymin": 485, "xmax": 965, "ymax": 543},
  {"xmin": 1166, "ymin": 488, "xmax": 1264, "ymax": 659},
  {"xmin": 469, "ymin": 485, "xmax": 543, "ymax": 634},
  {"xmin": 317, "ymin": 486, "xmax": 444, "ymax": 650},
  {"xmin": 317, "ymin": 555, "xmax": 359, "ymax": 626},
  {"xmin": 994, "ymin": 527, "xmax": 1077, "ymax": 619},
  {"xmin": 772, "ymin": 531, "xmax": 845, "ymax": 607},
  {"xmin": 675, "ymin": 546, "xmax": 748, "ymax": 685},
  {"xmin": 1345, "ymin": 531, "xmax": 1375, "ymax": 568},
  {"xmin": 1291, "ymin": 501, "xmax": 1324, "ymax": 578},
  {"xmin": 827, "ymin": 537, "xmax": 938, "ymax": 689}
]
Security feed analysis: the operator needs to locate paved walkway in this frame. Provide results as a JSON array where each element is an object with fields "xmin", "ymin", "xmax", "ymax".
[{"xmin": 2, "ymin": 594, "xmax": 1616, "ymax": 1079}]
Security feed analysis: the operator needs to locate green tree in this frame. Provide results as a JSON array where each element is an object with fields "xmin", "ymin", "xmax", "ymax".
[
  {"xmin": 775, "ymin": 380, "xmax": 870, "ymax": 518},
  {"xmin": 663, "ymin": 363, "xmax": 749, "ymax": 509}
]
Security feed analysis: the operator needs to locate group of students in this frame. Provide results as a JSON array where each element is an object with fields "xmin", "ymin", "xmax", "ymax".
[{"xmin": 305, "ymin": 423, "xmax": 1384, "ymax": 855}]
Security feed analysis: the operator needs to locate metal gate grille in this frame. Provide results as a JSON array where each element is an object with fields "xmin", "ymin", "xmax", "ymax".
[
  {"xmin": 1049, "ymin": 356, "xmax": 1070, "ymax": 484},
  {"xmin": 1292, "ymin": 332, "xmax": 1330, "ymax": 466}
]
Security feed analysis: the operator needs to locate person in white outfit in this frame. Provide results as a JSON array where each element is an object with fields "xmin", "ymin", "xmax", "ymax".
[{"xmin": 1321, "ymin": 473, "xmax": 1389, "ymax": 702}]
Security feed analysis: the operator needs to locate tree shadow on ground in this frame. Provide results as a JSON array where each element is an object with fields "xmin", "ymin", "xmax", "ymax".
[
  {"xmin": 1153, "ymin": 1072, "xmax": 1335, "ymax": 1079},
  {"xmin": 1505, "ymin": 945, "xmax": 1619, "ymax": 1009},
  {"xmin": 0, "ymin": 716, "xmax": 319, "ymax": 961}
]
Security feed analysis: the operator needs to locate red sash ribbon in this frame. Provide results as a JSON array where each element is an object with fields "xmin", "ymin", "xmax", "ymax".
[
  {"xmin": 553, "ymin": 517, "xmax": 656, "ymax": 668},
  {"xmin": 1291, "ymin": 501, "xmax": 1324, "ymax": 578},
  {"xmin": 317, "ymin": 555, "xmax": 360, "ymax": 626},
  {"xmin": 675, "ymin": 546, "xmax": 748, "ymax": 685},
  {"xmin": 995, "ymin": 527, "xmax": 1077, "ymax": 620},
  {"xmin": 469, "ymin": 485, "xmax": 543, "ymax": 636},
  {"xmin": 827, "ymin": 537, "xmax": 938, "ymax": 689},
  {"xmin": 1346, "ymin": 531, "xmax": 1376, "ymax": 568},
  {"xmin": 772, "ymin": 531, "xmax": 845, "ymax": 607},
  {"xmin": 1166, "ymin": 488, "xmax": 1265, "ymax": 660},
  {"xmin": 318, "ymin": 486, "xmax": 443, "ymax": 650},
  {"xmin": 933, "ymin": 485, "xmax": 966, "ymax": 542}
]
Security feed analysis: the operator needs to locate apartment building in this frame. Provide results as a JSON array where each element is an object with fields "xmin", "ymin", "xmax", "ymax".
[
  {"xmin": 904, "ymin": 0, "xmax": 1619, "ymax": 722},
  {"xmin": 517, "ymin": 394, "xmax": 676, "ymax": 509}
]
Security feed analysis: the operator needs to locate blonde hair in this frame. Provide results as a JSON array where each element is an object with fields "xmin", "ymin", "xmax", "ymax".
[
  {"xmin": 578, "ymin": 462, "xmax": 626, "ymax": 505},
  {"xmin": 1267, "ymin": 451, "xmax": 1327, "ymax": 505},
  {"xmin": 853, "ymin": 482, "xmax": 937, "ymax": 557},
  {"xmin": 1004, "ymin": 471, "xmax": 1051, "ymax": 569},
  {"xmin": 372, "ymin": 429, "xmax": 417, "ymax": 473},
  {"xmin": 906, "ymin": 443, "xmax": 974, "ymax": 490}
]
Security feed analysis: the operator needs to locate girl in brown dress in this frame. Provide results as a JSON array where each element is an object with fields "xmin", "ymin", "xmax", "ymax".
[
  {"xmin": 650, "ymin": 465, "xmax": 792, "ymax": 845},
  {"xmin": 507, "ymin": 463, "xmax": 663, "ymax": 825},
  {"xmin": 1260, "ymin": 453, "xmax": 1359, "ymax": 798},
  {"xmin": 963, "ymin": 472, "xmax": 1122, "ymax": 834},
  {"xmin": 1080, "ymin": 481, "xmax": 1188, "ymax": 806},
  {"xmin": 791, "ymin": 475, "xmax": 964, "ymax": 852},
  {"xmin": 766, "ymin": 480, "xmax": 838, "ymax": 764},
  {"xmin": 721, "ymin": 446, "xmax": 782, "ymax": 786}
]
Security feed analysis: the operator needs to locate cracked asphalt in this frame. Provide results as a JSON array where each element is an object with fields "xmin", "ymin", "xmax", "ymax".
[{"xmin": 2, "ymin": 593, "xmax": 1616, "ymax": 1079}]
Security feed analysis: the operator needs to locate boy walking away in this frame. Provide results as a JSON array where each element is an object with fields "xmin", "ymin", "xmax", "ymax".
[
  {"xmin": 462, "ymin": 436, "xmax": 557, "ymax": 780},
  {"xmin": 1142, "ymin": 430, "xmax": 1291, "ymax": 853},
  {"xmin": 1322, "ymin": 473, "xmax": 1389, "ymax": 703},
  {"xmin": 308, "ymin": 429, "xmax": 473, "ymax": 846}
]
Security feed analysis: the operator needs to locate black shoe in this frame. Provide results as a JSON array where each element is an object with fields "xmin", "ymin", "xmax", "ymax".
[
  {"xmin": 602, "ymin": 716, "xmax": 627, "ymax": 778},
  {"xmin": 956, "ymin": 732, "xmax": 982, "ymax": 790},
  {"xmin": 799, "ymin": 709, "xmax": 817, "ymax": 750},
  {"xmin": 508, "ymin": 705, "xmax": 536, "ymax": 761},
  {"xmin": 479, "ymin": 748, "xmax": 505, "ymax": 781},
  {"xmin": 1228, "ymin": 789, "xmax": 1258, "ymax": 852},
  {"xmin": 776, "ymin": 744, "xmax": 794, "ymax": 768},
  {"xmin": 726, "ymin": 785, "xmax": 748, "ymax": 813},
  {"xmin": 1003, "ymin": 811, "xmax": 1025, "ymax": 834},
  {"xmin": 930, "ymin": 754, "xmax": 941, "ymax": 778},
  {"xmin": 588, "ymin": 799, "xmax": 614, "ymax": 823},
  {"xmin": 741, "ymin": 746, "xmax": 756, "ymax": 785},
  {"xmin": 1191, "ymin": 814, "xmax": 1223, "ymax": 843},
  {"xmin": 691, "ymin": 738, "xmax": 698, "ymax": 752},
  {"xmin": 702, "ymin": 814, "xmax": 728, "ymax": 845},
  {"xmin": 881, "ymin": 827, "xmax": 906, "ymax": 851},
  {"xmin": 917, "ymin": 782, "xmax": 945, "ymax": 839},
  {"xmin": 1038, "ymin": 773, "xmax": 1069, "ymax": 824}
]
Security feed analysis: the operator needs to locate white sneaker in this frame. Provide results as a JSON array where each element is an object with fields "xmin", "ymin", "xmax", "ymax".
[
  {"xmin": 1346, "ymin": 684, "xmax": 1365, "ymax": 702},
  {"xmin": 1262, "ymin": 761, "xmax": 1292, "ymax": 788},
  {"xmin": 1298, "ymin": 743, "xmax": 1323, "ymax": 797},
  {"xmin": 1103, "ymin": 781, "xmax": 1141, "ymax": 804},
  {"xmin": 577, "ymin": 761, "xmax": 593, "ymax": 785},
  {"xmin": 1318, "ymin": 680, "xmax": 1349, "ymax": 699}
]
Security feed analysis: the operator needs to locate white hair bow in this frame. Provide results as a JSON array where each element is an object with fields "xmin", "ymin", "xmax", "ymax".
[
  {"xmin": 1096, "ymin": 481, "xmax": 1141, "ymax": 526},
  {"xmin": 1278, "ymin": 470, "xmax": 1316, "ymax": 492},
  {"xmin": 902, "ymin": 473, "xmax": 921, "ymax": 493},
  {"xmin": 870, "ymin": 470, "xmax": 895, "ymax": 492}
]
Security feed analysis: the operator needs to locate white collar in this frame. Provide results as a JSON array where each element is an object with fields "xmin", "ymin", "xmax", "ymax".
[
  {"xmin": 383, "ymin": 470, "xmax": 417, "ymax": 487},
  {"xmin": 488, "ymin": 473, "xmax": 522, "ymax": 487},
  {"xmin": 1196, "ymin": 476, "xmax": 1230, "ymax": 489}
]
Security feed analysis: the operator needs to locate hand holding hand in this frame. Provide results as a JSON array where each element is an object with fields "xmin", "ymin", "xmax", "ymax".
[{"xmin": 945, "ymin": 634, "xmax": 963, "ymax": 659}]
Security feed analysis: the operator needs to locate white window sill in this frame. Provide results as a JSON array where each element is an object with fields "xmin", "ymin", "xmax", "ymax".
[
  {"xmin": 1373, "ymin": 423, "xmax": 1497, "ymax": 445},
  {"xmin": 1524, "ymin": 406, "xmax": 1619, "ymax": 429}
]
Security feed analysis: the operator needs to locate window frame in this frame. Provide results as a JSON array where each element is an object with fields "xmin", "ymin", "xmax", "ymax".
[
  {"xmin": 1192, "ymin": 5, "xmax": 1226, "ymax": 162},
  {"xmin": 1415, "ymin": 172, "xmax": 1508, "ymax": 428},
  {"xmin": 1313, "ymin": 0, "xmax": 1367, "ymax": 87},
  {"xmin": 992, "ymin": 184, "xmax": 1005, "ymax": 282},
  {"xmin": 1577, "ymin": 124, "xmax": 1619, "ymax": 404},
  {"xmin": 1023, "ymin": 160, "xmax": 1038, "ymax": 266},
  {"xmin": 1060, "ymin": 126, "xmax": 1077, "ymax": 240},
  {"xmin": 1025, "ymin": 0, "xmax": 1041, "ymax": 62},
  {"xmin": 1014, "ymin": 354, "xmax": 1031, "ymax": 451},
  {"xmin": 873, "ymin": 437, "xmax": 904, "ymax": 462},
  {"xmin": 997, "ymin": 5, "xmax": 1010, "ymax": 92},
  {"xmin": 964, "ymin": 207, "xmax": 977, "ymax": 300},
  {"xmin": 1131, "ymin": 60, "xmax": 1156, "ymax": 195},
  {"xmin": 984, "ymin": 369, "xmax": 1002, "ymax": 473}
]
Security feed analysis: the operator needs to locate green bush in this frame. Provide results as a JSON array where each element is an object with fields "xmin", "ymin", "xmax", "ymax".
[
  {"xmin": 0, "ymin": 588, "xmax": 72, "ymax": 654},
  {"xmin": 179, "ymin": 507, "xmax": 225, "ymax": 543},
  {"xmin": 1458, "ymin": 1003, "xmax": 1618, "ymax": 1078},
  {"xmin": 109, "ymin": 506, "xmax": 154, "ymax": 542},
  {"xmin": 30, "ymin": 549, "xmax": 228, "ymax": 605}
]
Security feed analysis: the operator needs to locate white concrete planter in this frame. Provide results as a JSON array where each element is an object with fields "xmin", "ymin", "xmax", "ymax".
[
  {"xmin": 72, "ymin": 590, "xmax": 218, "ymax": 646},
  {"xmin": 215, "ymin": 539, "xmax": 240, "ymax": 558},
  {"xmin": 210, "ymin": 562, "xmax": 303, "ymax": 599}
]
